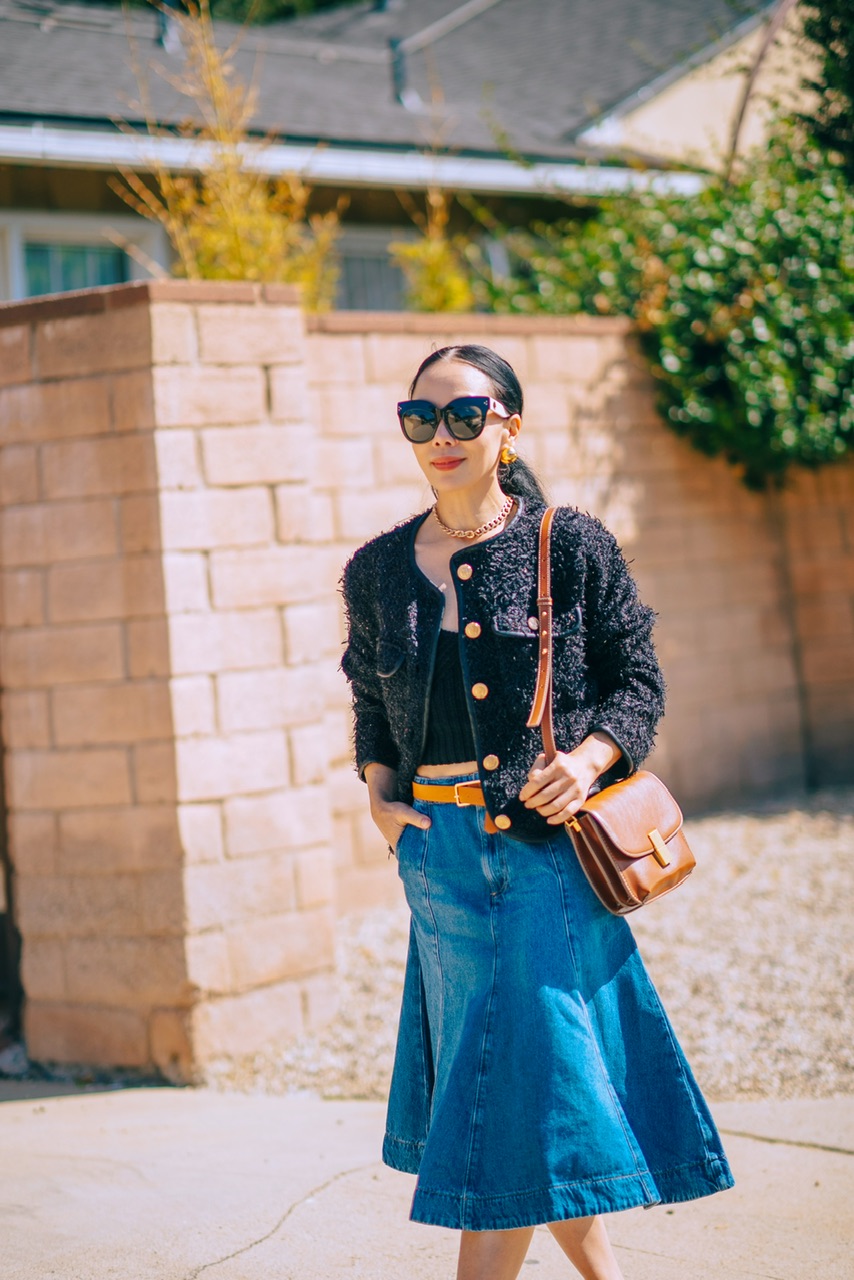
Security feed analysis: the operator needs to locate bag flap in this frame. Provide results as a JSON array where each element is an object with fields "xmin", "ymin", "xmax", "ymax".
[{"xmin": 577, "ymin": 771, "xmax": 683, "ymax": 857}]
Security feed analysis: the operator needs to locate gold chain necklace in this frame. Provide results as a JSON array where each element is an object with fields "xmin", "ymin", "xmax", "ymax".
[{"xmin": 434, "ymin": 495, "xmax": 514, "ymax": 540}]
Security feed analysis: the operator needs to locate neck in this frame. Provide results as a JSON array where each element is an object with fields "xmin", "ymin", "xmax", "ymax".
[{"xmin": 433, "ymin": 481, "xmax": 510, "ymax": 534}]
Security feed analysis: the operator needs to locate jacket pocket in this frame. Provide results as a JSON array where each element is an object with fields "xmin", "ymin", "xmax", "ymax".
[
  {"xmin": 553, "ymin": 604, "xmax": 583, "ymax": 637},
  {"xmin": 492, "ymin": 603, "xmax": 583, "ymax": 639},
  {"xmin": 376, "ymin": 639, "xmax": 406, "ymax": 678}
]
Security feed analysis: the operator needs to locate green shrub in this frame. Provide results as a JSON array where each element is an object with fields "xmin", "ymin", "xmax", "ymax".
[
  {"xmin": 800, "ymin": 0, "xmax": 854, "ymax": 184},
  {"xmin": 475, "ymin": 128, "xmax": 854, "ymax": 488}
]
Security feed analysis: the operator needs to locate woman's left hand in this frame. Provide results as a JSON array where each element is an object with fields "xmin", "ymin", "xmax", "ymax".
[
  {"xmin": 519, "ymin": 751, "xmax": 598, "ymax": 824},
  {"xmin": 519, "ymin": 732, "xmax": 622, "ymax": 824}
]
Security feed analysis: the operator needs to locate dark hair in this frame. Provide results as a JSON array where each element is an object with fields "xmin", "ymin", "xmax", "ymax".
[{"xmin": 409, "ymin": 344, "xmax": 548, "ymax": 504}]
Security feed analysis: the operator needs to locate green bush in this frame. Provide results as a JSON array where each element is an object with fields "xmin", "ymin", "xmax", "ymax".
[
  {"xmin": 800, "ymin": 0, "xmax": 854, "ymax": 184},
  {"xmin": 475, "ymin": 128, "xmax": 854, "ymax": 488}
]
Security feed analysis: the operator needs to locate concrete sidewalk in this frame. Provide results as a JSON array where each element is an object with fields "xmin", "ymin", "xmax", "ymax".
[{"xmin": 1, "ymin": 1082, "xmax": 851, "ymax": 1279}]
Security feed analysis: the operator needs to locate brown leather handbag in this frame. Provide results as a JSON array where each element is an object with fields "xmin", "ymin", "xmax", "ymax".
[{"xmin": 526, "ymin": 508, "xmax": 695, "ymax": 915}]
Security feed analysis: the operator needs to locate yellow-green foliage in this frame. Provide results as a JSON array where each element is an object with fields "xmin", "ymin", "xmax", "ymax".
[
  {"xmin": 114, "ymin": 0, "xmax": 340, "ymax": 310},
  {"xmin": 389, "ymin": 188, "xmax": 474, "ymax": 313}
]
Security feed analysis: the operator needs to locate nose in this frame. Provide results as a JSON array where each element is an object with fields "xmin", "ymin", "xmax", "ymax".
[{"xmin": 432, "ymin": 418, "xmax": 456, "ymax": 445}]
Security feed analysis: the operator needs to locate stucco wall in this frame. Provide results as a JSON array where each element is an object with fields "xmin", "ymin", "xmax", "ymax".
[
  {"xmin": 0, "ymin": 281, "xmax": 851, "ymax": 1075},
  {"xmin": 580, "ymin": 12, "xmax": 817, "ymax": 169}
]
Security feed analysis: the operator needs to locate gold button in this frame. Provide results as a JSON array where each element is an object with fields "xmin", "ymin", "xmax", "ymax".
[
  {"xmin": 483, "ymin": 754, "xmax": 499, "ymax": 771},
  {"xmin": 494, "ymin": 814, "xmax": 512, "ymax": 831},
  {"xmin": 457, "ymin": 564, "xmax": 473, "ymax": 581},
  {"xmin": 471, "ymin": 682, "xmax": 488, "ymax": 700},
  {"xmin": 464, "ymin": 621, "xmax": 482, "ymax": 639},
  {"xmin": 527, "ymin": 616, "xmax": 539, "ymax": 631}
]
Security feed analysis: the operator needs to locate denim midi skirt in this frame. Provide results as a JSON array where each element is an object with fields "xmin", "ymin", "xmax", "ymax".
[{"xmin": 384, "ymin": 774, "xmax": 734, "ymax": 1232}]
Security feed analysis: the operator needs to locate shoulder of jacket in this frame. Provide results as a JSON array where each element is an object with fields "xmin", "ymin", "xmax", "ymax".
[
  {"xmin": 549, "ymin": 505, "xmax": 617, "ymax": 553},
  {"xmin": 343, "ymin": 510, "xmax": 427, "ymax": 584}
]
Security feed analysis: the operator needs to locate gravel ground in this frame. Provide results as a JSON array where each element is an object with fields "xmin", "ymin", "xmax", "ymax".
[{"xmin": 205, "ymin": 789, "xmax": 854, "ymax": 1104}]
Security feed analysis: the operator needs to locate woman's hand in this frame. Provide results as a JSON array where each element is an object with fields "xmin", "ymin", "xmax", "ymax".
[
  {"xmin": 519, "ymin": 732, "xmax": 622, "ymax": 824},
  {"xmin": 364, "ymin": 761, "xmax": 431, "ymax": 852},
  {"xmin": 372, "ymin": 799, "xmax": 431, "ymax": 852}
]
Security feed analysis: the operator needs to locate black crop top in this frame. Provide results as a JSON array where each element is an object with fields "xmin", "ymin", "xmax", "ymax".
[{"xmin": 420, "ymin": 630, "xmax": 477, "ymax": 765}]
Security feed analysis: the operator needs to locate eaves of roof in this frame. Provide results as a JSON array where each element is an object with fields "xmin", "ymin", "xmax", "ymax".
[{"xmin": 0, "ymin": 119, "xmax": 706, "ymax": 196}]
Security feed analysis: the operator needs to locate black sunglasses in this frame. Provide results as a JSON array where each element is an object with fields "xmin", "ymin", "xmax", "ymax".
[{"xmin": 397, "ymin": 395, "xmax": 510, "ymax": 443}]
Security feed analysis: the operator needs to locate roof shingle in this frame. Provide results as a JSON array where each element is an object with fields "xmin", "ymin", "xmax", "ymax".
[{"xmin": 0, "ymin": 0, "xmax": 771, "ymax": 162}]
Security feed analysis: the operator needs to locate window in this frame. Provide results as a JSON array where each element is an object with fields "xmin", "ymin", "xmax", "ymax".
[
  {"xmin": 334, "ymin": 227, "xmax": 412, "ymax": 311},
  {"xmin": 24, "ymin": 242, "xmax": 130, "ymax": 298},
  {"xmin": 337, "ymin": 250, "xmax": 406, "ymax": 311}
]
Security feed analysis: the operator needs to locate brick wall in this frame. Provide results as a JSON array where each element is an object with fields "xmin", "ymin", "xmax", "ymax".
[
  {"xmin": 0, "ymin": 282, "xmax": 851, "ymax": 1075},
  {"xmin": 0, "ymin": 282, "xmax": 338, "ymax": 1079}
]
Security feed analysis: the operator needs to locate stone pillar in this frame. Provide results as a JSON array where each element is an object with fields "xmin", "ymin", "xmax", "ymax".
[{"xmin": 0, "ymin": 281, "xmax": 337, "ymax": 1079}]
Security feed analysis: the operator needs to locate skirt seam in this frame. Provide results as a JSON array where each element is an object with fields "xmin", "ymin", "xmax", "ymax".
[
  {"xmin": 416, "ymin": 1172, "xmax": 646, "ymax": 1208},
  {"xmin": 461, "ymin": 818, "xmax": 500, "ymax": 1205},
  {"xmin": 641, "ymin": 961, "xmax": 722, "ymax": 1167},
  {"xmin": 419, "ymin": 822, "xmax": 445, "ymax": 1100},
  {"xmin": 548, "ymin": 837, "xmax": 656, "ymax": 1202},
  {"xmin": 413, "ymin": 1155, "xmax": 731, "ymax": 1206}
]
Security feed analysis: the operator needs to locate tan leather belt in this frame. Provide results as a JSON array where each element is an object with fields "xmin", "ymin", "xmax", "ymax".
[{"xmin": 411, "ymin": 779, "xmax": 498, "ymax": 834}]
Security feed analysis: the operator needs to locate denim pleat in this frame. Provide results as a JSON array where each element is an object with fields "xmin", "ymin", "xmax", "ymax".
[{"xmin": 384, "ymin": 776, "xmax": 734, "ymax": 1232}]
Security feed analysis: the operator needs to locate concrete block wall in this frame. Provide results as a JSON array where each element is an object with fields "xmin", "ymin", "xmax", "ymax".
[
  {"xmin": 0, "ymin": 282, "xmax": 338, "ymax": 1078},
  {"xmin": 0, "ymin": 291, "xmax": 186, "ymax": 1073},
  {"xmin": 779, "ymin": 468, "xmax": 854, "ymax": 783},
  {"xmin": 0, "ymin": 283, "xmax": 851, "ymax": 1075}
]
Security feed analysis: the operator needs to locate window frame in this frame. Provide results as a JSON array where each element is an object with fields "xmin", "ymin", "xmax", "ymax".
[{"xmin": 0, "ymin": 210, "xmax": 170, "ymax": 302}]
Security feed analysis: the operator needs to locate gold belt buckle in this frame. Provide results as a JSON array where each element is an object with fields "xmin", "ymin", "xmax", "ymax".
[{"xmin": 454, "ymin": 782, "xmax": 476, "ymax": 807}]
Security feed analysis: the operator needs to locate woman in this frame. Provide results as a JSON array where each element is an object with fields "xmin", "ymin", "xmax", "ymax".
[{"xmin": 341, "ymin": 345, "xmax": 733, "ymax": 1280}]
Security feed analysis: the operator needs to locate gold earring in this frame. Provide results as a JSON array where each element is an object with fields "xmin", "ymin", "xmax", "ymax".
[{"xmin": 500, "ymin": 443, "xmax": 518, "ymax": 466}]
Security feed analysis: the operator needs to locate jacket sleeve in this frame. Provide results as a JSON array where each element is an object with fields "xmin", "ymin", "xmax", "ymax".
[
  {"xmin": 340, "ymin": 551, "xmax": 400, "ymax": 780},
  {"xmin": 581, "ymin": 525, "xmax": 666, "ymax": 778}
]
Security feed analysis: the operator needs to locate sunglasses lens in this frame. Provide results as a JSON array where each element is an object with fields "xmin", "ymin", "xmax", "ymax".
[
  {"xmin": 398, "ymin": 401, "xmax": 439, "ymax": 442},
  {"xmin": 445, "ymin": 399, "xmax": 486, "ymax": 439}
]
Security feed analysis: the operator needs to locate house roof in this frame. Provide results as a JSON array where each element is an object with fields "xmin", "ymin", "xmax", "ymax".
[{"xmin": 0, "ymin": 0, "xmax": 772, "ymax": 174}]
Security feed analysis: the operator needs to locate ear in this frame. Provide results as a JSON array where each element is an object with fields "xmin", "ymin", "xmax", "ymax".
[{"xmin": 505, "ymin": 413, "xmax": 522, "ymax": 441}]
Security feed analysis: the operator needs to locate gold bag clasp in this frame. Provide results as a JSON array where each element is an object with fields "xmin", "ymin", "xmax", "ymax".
[{"xmin": 648, "ymin": 828, "xmax": 670, "ymax": 867}]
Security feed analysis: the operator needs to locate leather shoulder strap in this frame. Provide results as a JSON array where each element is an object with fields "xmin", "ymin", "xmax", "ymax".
[{"xmin": 526, "ymin": 507, "xmax": 557, "ymax": 762}]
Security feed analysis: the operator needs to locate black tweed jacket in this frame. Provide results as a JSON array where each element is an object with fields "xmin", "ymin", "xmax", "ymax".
[{"xmin": 340, "ymin": 498, "xmax": 666, "ymax": 843}]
